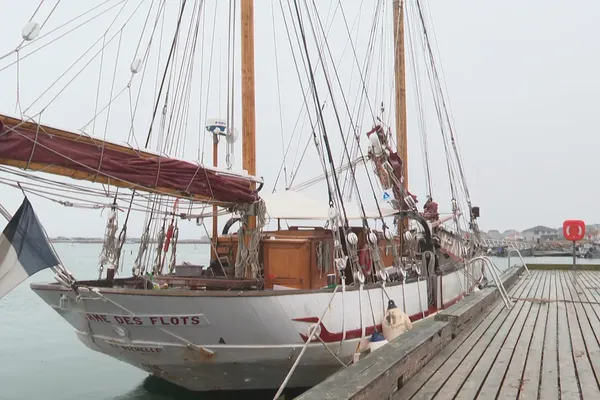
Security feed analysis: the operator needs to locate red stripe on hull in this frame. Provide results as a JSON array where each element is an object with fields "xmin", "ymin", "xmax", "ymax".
[{"xmin": 293, "ymin": 291, "xmax": 467, "ymax": 343}]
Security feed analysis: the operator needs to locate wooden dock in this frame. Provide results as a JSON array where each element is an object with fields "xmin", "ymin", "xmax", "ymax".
[
  {"xmin": 297, "ymin": 268, "xmax": 600, "ymax": 400},
  {"xmin": 396, "ymin": 268, "xmax": 600, "ymax": 399}
]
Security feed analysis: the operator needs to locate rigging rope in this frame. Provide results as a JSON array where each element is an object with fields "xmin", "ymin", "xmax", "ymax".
[
  {"xmin": 290, "ymin": 0, "xmax": 348, "ymax": 222},
  {"xmin": 0, "ymin": 1, "xmax": 127, "ymax": 66},
  {"xmin": 225, "ymin": 0, "xmax": 237, "ymax": 170},
  {"xmin": 271, "ymin": 0, "xmax": 289, "ymax": 188}
]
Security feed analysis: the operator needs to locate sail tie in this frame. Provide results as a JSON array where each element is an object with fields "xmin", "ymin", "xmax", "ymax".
[
  {"xmin": 152, "ymin": 225, "xmax": 166, "ymax": 275},
  {"xmin": 234, "ymin": 224, "xmax": 246, "ymax": 278},
  {"xmin": 316, "ymin": 241, "xmax": 331, "ymax": 277},
  {"xmin": 383, "ymin": 227, "xmax": 404, "ymax": 278},
  {"xmin": 132, "ymin": 230, "xmax": 150, "ymax": 277},
  {"xmin": 168, "ymin": 223, "xmax": 179, "ymax": 274},
  {"xmin": 233, "ymin": 199, "xmax": 267, "ymax": 278},
  {"xmin": 98, "ymin": 204, "xmax": 119, "ymax": 279}
]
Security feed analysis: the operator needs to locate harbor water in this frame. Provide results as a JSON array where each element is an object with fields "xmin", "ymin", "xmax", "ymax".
[{"xmin": 0, "ymin": 243, "xmax": 591, "ymax": 400}]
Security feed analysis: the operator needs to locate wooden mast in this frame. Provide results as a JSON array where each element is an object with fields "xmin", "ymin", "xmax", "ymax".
[
  {"xmin": 393, "ymin": 0, "xmax": 408, "ymax": 237},
  {"xmin": 241, "ymin": 0, "xmax": 256, "ymax": 184},
  {"xmin": 211, "ymin": 134, "xmax": 219, "ymax": 260},
  {"xmin": 241, "ymin": 0, "xmax": 256, "ymax": 193},
  {"xmin": 240, "ymin": 0, "xmax": 256, "ymax": 276},
  {"xmin": 393, "ymin": 0, "xmax": 408, "ymax": 188},
  {"xmin": 241, "ymin": 0, "xmax": 256, "ymax": 194}
]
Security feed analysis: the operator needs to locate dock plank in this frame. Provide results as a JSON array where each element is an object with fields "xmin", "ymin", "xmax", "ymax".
[
  {"xmin": 474, "ymin": 272, "xmax": 543, "ymax": 399},
  {"xmin": 580, "ymin": 269, "xmax": 600, "ymax": 304},
  {"xmin": 401, "ymin": 270, "xmax": 600, "ymax": 400},
  {"xmin": 574, "ymin": 272, "xmax": 600, "ymax": 380},
  {"xmin": 538, "ymin": 270, "xmax": 560, "ymax": 400},
  {"xmin": 556, "ymin": 271, "xmax": 582, "ymax": 399},
  {"xmin": 517, "ymin": 269, "xmax": 551, "ymax": 399},
  {"xmin": 563, "ymin": 270, "xmax": 600, "ymax": 398},
  {"xmin": 452, "ymin": 273, "xmax": 538, "ymax": 399},
  {"xmin": 404, "ymin": 269, "xmax": 600, "ymax": 400},
  {"xmin": 394, "ymin": 270, "xmax": 533, "ymax": 400},
  {"xmin": 431, "ymin": 271, "xmax": 538, "ymax": 400},
  {"xmin": 496, "ymin": 270, "xmax": 548, "ymax": 399},
  {"xmin": 392, "ymin": 271, "xmax": 532, "ymax": 399}
]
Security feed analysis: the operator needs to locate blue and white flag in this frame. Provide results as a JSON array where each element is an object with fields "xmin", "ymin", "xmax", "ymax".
[{"xmin": 0, "ymin": 196, "xmax": 60, "ymax": 299}]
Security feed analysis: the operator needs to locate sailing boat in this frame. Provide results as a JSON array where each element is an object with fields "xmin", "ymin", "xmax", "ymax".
[{"xmin": 0, "ymin": 0, "xmax": 485, "ymax": 392}]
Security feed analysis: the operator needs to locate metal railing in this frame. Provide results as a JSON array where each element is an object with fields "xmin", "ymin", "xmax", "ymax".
[
  {"xmin": 507, "ymin": 248, "xmax": 531, "ymax": 276},
  {"xmin": 481, "ymin": 238, "xmax": 535, "ymax": 250},
  {"xmin": 467, "ymin": 256, "xmax": 513, "ymax": 310}
]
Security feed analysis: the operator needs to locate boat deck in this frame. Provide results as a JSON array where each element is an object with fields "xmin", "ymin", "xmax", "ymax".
[{"xmin": 395, "ymin": 268, "xmax": 600, "ymax": 399}]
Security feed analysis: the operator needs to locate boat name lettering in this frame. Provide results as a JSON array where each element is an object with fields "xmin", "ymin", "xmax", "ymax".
[
  {"xmin": 83, "ymin": 313, "xmax": 207, "ymax": 326},
  {"xmin": 108, "ymin": 343, "xmax": 163, "ymax": 353}
]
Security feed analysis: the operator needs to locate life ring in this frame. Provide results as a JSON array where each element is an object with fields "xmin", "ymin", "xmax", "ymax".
[{"xmin": 358, "ymin": 245, "xmax": 372, "ymax": 275}]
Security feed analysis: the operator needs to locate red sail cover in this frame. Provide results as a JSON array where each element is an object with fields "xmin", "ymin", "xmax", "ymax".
[{"xmin": 0, "ymin": 115, "xmax": 258, "ymax": 204}]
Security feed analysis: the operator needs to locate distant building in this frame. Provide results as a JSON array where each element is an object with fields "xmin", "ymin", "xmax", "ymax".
[
  {"xmin": 586, "ymin": 227, "xmax": 600, "ymax": 242},
  {"xmin": 502, "ymin": 229, "xmax": 518, "ymax": 238},
  {"xmin": 522, "ymin": 225, "xmax": 558, "ymax": 243},
  {"xmin": 505, "ymin": 232, "xmax": 525, "ymax": 241},
  {"xmin": 486, "ymin": 230, "xmax": 503, "ymax": 240}
]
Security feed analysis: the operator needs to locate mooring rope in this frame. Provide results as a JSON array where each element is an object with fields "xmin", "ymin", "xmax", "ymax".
[{"xmin": 272, "ymin": 284, "xmax": 340, "ymax": 400}]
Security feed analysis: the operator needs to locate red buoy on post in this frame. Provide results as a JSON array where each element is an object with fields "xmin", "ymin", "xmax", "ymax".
[
  {"xmin": 563, "ymin": 220, "xmax": 585, "ymax": 280},
  {"xmin": 563, "ymin": 220, "xmax": 585, "ymax": 242}
]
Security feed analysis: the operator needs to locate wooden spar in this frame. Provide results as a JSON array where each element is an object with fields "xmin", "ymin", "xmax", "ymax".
[
  {"xmin": 240, "ymin": 0, "xmax": 256, "ymax": 276},
  {"xmin": 0, "ymin": 114, "xmax": 258, "ymax": 206},
  {"xmin": 241, "ymin": 0, "xmax": 256, "ymax": 201},
  {"xmin": 393, "ymin": 0, "xmax": 408, "ymax": 189},
  {"xmin": 393, "ymin": 0, "xmax": 408, "ymax": 236}
]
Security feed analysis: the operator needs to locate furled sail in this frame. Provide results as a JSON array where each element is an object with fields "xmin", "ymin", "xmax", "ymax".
[{"xmin": 0, "ymin": 114, "xmax": 259, "ymax": 205}]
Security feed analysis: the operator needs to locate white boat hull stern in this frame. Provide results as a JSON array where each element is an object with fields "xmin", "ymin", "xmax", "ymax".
[{"xmin": 30, "ymin": 267, "xmax": 483, "ymax": 391}]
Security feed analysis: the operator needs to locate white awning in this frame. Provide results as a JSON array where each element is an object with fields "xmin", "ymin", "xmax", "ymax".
[{"xmin": 260, "ymin": 190, "xmax": 398, "ymax": 220}]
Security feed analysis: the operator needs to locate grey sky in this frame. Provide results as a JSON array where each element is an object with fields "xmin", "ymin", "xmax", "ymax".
[
  {"xmin": 0, "ymin": 0, "xmax": 596, "ymax": 239},
  {"xmin": 428, "ymin": 1, "xmax": 599, "ymax": 232}
]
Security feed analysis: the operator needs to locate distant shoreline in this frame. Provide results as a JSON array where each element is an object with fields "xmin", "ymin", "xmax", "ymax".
[{"xmin": 50, "ymin": 238, "xmax": 211, "ymax": 245}]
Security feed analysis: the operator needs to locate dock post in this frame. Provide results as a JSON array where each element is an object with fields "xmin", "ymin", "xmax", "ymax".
[
  {"xmin": 572, "ymin": 241, "xmax": 577, "ymax": 285},
  {"xmin": 562, "ymin": 219, "xmax": 585, "ymax": 288}
]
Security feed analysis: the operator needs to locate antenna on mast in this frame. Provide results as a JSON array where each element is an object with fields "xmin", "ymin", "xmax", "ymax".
[
  {"xmin": 205, "ymin": 118, "xmax": 239, "ymax": 261},
  {"xmin": 205, "ymin": 118, "xmax": 239, "ymax": 169}
]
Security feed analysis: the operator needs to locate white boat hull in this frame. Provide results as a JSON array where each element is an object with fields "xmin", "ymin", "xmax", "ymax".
[{"xmin": 30, "ymin": 264, "xmax": 483, "ymax": 391}]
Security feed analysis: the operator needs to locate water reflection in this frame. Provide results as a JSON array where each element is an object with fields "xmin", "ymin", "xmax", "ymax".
[{"xmin": 115, "ymin": 376, "xmax": 308, "ymax": 400}]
